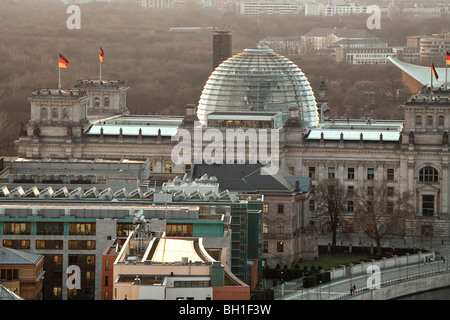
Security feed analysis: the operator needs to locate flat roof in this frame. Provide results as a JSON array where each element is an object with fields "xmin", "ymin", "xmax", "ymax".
[
  {"xmin": 85, "ymin": 116, "xmax": 183, "ymax": 137},
  {"xmin": 307, "ymin": 128, "xmax": 400, "ymax": 141}
]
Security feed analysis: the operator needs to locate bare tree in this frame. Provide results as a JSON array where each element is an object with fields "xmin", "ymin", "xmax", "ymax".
[
  {"xmin": 311, "ymin": 179, "xmax": 347, "ymax": 253},
  {"xmin": 353, "ymin": 180, "xmax": 413, "ymax": 255}
]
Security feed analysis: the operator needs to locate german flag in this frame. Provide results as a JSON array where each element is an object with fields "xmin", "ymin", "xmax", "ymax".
[
  {"xmin": 59, "ymin": 53, "xmax": 69, "ymax": 68},
  {"xmin": 99, "ymin": 47, "xmax": 104, "ymax": 62},
  {"xmin": 446, "ymin": 50, "xmax": 450, "ymax": 66},
  {"xmin": 432, "ymin": 63, "xmax": 439, "ymax": 81}
]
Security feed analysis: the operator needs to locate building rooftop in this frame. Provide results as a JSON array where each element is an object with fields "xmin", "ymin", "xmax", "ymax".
[
  {"xmin": 74, "ymin": 79, "xmax": 127, "ymax": 89},
  {"xmin": 389, "ymin": 57, "xmax": 449, "ymax": 87},
  {"xmin": 0, "ymin": 246, "xmax": 43, "ymax": 266},
  {"xmin": 85, "ymin": 115, "xmax": 183, "ymax": 137},
  {"xmin": 0, "ymin": 285, "xmax": 23, "ymax": 300},
  {"xmin": 192, "ymin": 163, "xmax": 310, "ymax": 193},
  {"xmin": 30, "ymin": 88, "xmax": 87, "ymax": 100}
]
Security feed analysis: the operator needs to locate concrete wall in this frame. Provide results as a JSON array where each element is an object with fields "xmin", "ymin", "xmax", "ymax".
[
  {"xmin": 350, "ymin": 272, "xmax": 450, "ymax": 300},
  {"xmin": 329, "ymin": 252, "xmax": 435, "ymax": 281}
]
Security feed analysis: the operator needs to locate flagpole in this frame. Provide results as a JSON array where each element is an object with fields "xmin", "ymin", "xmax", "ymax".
[
  {"xmin": 99, "ymin": 44, "xmax": 102, "ymax": 81},
  {"xmin": 58, "ymin": 51, "xmax": 61, "ymax": 90},
  {"xmin": 431, "ymin": 64, "xmax": 433, "ymax": 89}
]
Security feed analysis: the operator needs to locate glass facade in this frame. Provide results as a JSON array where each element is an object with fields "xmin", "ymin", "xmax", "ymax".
[{"xmin": 197, "ymin": 48, "xmax": 319, "ymax": 128}]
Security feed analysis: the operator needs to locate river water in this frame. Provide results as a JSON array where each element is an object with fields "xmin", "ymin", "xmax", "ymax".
[{"xmin": 396, "ymin": 287, "xmax": 450, "ymax": 300}]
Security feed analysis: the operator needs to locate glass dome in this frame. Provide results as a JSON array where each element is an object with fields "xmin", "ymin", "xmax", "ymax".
[{"xmin": 197, "ymin": 48, "xmax": 319, "ymax": 127}]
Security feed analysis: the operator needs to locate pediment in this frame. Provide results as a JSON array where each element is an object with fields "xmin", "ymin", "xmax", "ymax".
[{"xmin": 417, "ymin": 184, "xmax": 440, "ymax": 193}]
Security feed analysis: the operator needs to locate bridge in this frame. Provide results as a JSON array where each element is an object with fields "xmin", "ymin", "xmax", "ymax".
[{"xmin": 275, "ymin": 252, "xmax": 450, "ymax": 300}]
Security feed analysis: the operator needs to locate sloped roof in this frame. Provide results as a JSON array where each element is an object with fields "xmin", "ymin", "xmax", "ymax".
[
  {"xmin": 192, "ymin": 163, "xmax": 310, "ymax": 193},
  {"xmin": 0, "ymin": 285, "xmax": 23, "ymax": 300},
  {"xmin": 0, "ymin": 247, "xmax": 43, "ymax": 265},
  {"xmin": 389, "ymin": 57, "xmax": 448, "ymax": 87}
]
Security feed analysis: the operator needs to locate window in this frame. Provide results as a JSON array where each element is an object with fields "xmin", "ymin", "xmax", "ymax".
[
  {"xmin": 53, "ymin": 255, "xmax": 63, "ymax": 268},
  {"xmin": 328, "ymin": 167, "xmax": 335, "ymax": 179},
  {"xmin": 387, "ymin": 187, "xmax": 394, "ymax": 197},
  {"xmin": 37, "ymin": 222, "xmax": 64, "ymax": 235},
  {"xmin": 276, "ymin": 222, "xmax": 284, "ymax": 234},
  {"xmin": 367, "ymin": 186, "xmax": 374, "ymax": 196},
  {"xmin": 94, "ymin": 97, "xmax": 100, "ymax": 108},
  {"xmin": 20, "ymin": 240, "xmax": 30, "ymax": 249},
  {"xmin": 263, "ymin": 241, "xmax": 268, "ymax": 253},
  {"xmin": 69, "ymin": 223, "xmax": 96, "ymax": 235},
  {"xmin": 263, "ymin": 204, "xmax": 269, "ymax": 214},
  {"xmin": 387, "ymin": 168, "xmax": 394, "ymax": 181},
  {"xmin": 415, "ymin": 114, "xmax": 422, "ymax": 126},
  {"xmin": 277, "ymin": 241, "xmax": 284, "ymax": 252},
  {"xmin": 308, "ymin": 167, "xmax": 316, "ymax": 180},
  {"xmin": 347, "ymin": 168, "xmax": 355, "ymax": 180},
  {"xmin": 105, "ymin": 260, "xmax": 109, "ymax": 271},
  {"xmin": 52, "ymin": 108, "xmax": 58, "ymax": 119},
  {"xmin": 166, "ymin": 224, "xmax": 193, "ymax": 237},
  {"xmin": 309, "ymin": 200, "xmax": 315, "ymax": 212},
  {"xmin": 165, "ymin": 163, "xmax": 172, "ymax": 173},
  {"xmin": 347, "ymin": 201, "xmax": 354, "ymax": 212},
  {"xmin": 438, "ymin": 115, "xmax": 445, "ymax": 126},
  {"xmin": 277, "ymin": 205, "xmax": 284, "ymax": 214},
  {"xmin": 63, "ymin": 108, "xmax": 69, "ymax": 118},
  {"xmin": 367, "ymin": 168, "xmax": 374, "ymax": 180},
  {"xmin": 288, "ymin": 166, "xmax": 295, "ymax": 175},
  {"xmin": 422, "ymin": 195, "xmax": 434, "ymax": 216},
  {"xmin": 117, "ymin": 223, "xmax": 134, "ymax": 237},
  {"xmin": 419, "ymin": 167, "xmax": 439, "ymax": 183},
  {"xmin": 104, "ymin": 97, "xmax": 110, "ymax": 107},
  {"xmin": 347, "ymin": 185, "xmax": 354, "ymax": 196},
  {"xmin": 387, "ymin": 202, "xmax": 394, "ymax": 214},
  {"xmin": 105, "ymin": 276, "xmax": 109, "ymax": 287},
  {"xmin": 3, "ymin": 222, "xmax": 31, "ymax": 235},
  {"xmin": 263, "ymin": 222, "xmax": 268, "ymax": 234},
  {"xmin": 427, "ymin": 115, "xmax": 433, "ymax": 126},
  {"xmin": 86, "ymin": 255, "xmax": 95, "ymax": 267},
  {"xmin": 35, "ymin": 240, "xmax": 63, "ymax": 250},
  {"xmin": 41, "ymin": 107, "xmax": 48, "ymax": 119},
  {"xmin": 53, "ymin": 287, "xmax": 62, "ymax": 299}
]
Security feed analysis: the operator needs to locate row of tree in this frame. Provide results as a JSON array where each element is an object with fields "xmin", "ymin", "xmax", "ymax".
[{"xmin": 312, "ymin": 179, "xmax": 412, "ymax": 255}]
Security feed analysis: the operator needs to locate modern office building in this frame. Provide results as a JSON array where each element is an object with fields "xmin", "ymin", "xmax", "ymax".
[{"xmin": 0, "ymin": 177, "xmax": 264, "ymax": 299}]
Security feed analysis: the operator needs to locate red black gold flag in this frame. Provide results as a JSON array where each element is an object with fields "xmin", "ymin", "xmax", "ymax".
[
  {"xmin": 59, "ymin": 53, "xmax": 69, "ymax": 68},
  {"xmin": 99, "ymin": 47, "xmax": 105, "ymax": 62},
  {"xmin": 431, "ymin": 63, "xmax": 439, "ymax": 81},
  {"xmin": 446, "ymin": 51, "xmax": 450, "ymax": 66}
]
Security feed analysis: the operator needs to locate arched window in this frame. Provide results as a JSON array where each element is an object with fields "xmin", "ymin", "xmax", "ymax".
[
  {"xmin": 63, "ymin": 108, "xmax": 69, "ymax": 118},
  {"xmin": 415, "ymin": 114, "xmax": 422, "ymax": 126},
  {"xmin": 41, "ymin": 107, "xmax": 48, "ymax": 119},
  {"xmin": 52, "ymin": 108, "xmax": 58, "ymax": 119},
  {"xmin": 427, "ymin": 115, "xmax": 433, "ymax": 126},
  {"xmin": 104, "ymin": 97, "xmax": 110, "ymax": 107},
  {"xmin": 419, "ymin": 166, "xmax": 439, "ymax": 183},
  {"xmin": 94, "ymin": 97, "xmax": 100, "ymax": 108},
  {"xmin": 438, "ymin": 115, "xmax": 445, "ymax": 126}
]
